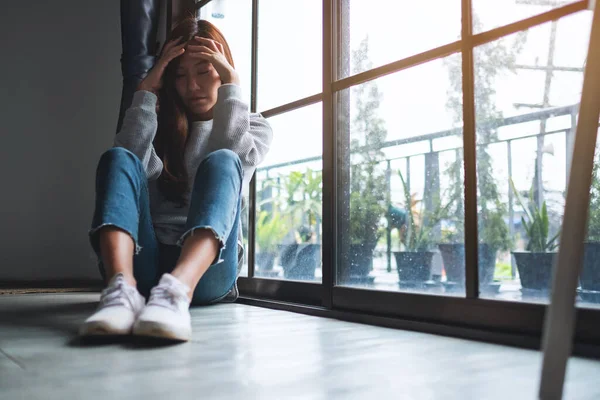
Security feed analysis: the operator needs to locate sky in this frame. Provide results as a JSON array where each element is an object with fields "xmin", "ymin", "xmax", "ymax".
[{"xmin": 199, "ymin": 0, "xmax": 593, "ymax": 216}]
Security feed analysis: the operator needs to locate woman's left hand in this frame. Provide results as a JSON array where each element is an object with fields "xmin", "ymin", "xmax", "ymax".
[{"xmin": 187, "ymin": 37, "xmax": 240, "ymax": 85}]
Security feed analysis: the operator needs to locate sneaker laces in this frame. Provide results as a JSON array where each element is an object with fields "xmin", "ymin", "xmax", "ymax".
[
  {"xmin": 147, "ymin": 282, "xmax": 188, "ymax": 311},
  {"xmin": 98, "ymin": 277, "xmax": 138, "ymax": 311}
]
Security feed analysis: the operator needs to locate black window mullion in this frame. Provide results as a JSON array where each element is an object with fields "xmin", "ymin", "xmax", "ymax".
[
  {"xmin": 322, "ymin": 0, "xmax": 336, "ymax": 308},
  {"xmin": 248, "ymin": 0, "xmax": 259, "ymax": 278},
  {"xmin": 461, "ymin": 0, "xmax": 479, "ymax": 299}
]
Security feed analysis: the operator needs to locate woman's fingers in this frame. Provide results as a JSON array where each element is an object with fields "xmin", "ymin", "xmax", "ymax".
[
  {"xmin": 193, "ymin": 36, "xmax": 221, "ymax": 53},
  {"xmin": 164, "ymin": 46, "xmax": 186, "ymax": 62},
  {"xmin": 158, "ymin": 42, "xmax": 186, "ymax": 66},
  {"xmin": 187, "ymin": 52, "xmax": 212, "ymax": 60},
  {"xmin": 168, "ymin": 42, "xmax": 187, "ymax": 55},
  {"xmin": 186, "ymin": 44, "xmax": 213, "ymax": 54},
  {"xmin": 165, "ymin": 42, "xmax": 187, "ymax": 57},
  {"xmin": 160, "ymin": 36, "xmax": 183, "ymax": 56}
]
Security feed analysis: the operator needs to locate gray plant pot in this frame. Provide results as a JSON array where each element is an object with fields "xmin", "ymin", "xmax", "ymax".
[
  {"xmin": 513, "ymin": 251, "xmax": 557, "ymax": 291},
  {"xmin": 581, "ymin": 242, "xmax": 600, "ymax": 291},
  {"xmin": 283, "ymin": 244, "xmax": 321, "ymax": 280},
  {"xmin": 337, "ymin": 243, "xmax": 376, "ymax": 285},
  {"xmin": 394, "ymin": 251, "xmax": 435, "ymax": 283},
  {"xmin": 438, "ymin": 243, "xmax": 497, "ymax": 285},
  {"xmin": 256, "ymin": 252, "xmax": 276, "ymax": 272},
  {"xmin": 278, "ymin": 244, "xmax": 299, "ymax": 269}
]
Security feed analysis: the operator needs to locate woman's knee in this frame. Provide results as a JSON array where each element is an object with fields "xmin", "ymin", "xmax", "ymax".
[
  {"xmin": 200, "ymin": 149, "xmax": 242, "ymax": 172},
  {"xmin": 97, "ymin": 147, "xmax": 145, "ymax": 178},
  {"xmin": 99, "ymin": 147, "xmax": 143, "ymax": 169}
]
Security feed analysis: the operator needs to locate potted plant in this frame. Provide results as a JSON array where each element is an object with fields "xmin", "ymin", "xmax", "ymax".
[
  {"xmin": 441, "ymin": 19, "xmax": 525, "ymax": 291},
  {"xmin": 255, "ymin": 211, "xmax": 289, "ymax": 274},
  {"xmin": 437, "ymin": 154, "xmax": 467, "ymax": 286},
  {"xmin": 477, "ymin": 202, "xmax": 512, "ymax": 287},
  {"xmin": 278, "ymin": 169, "xmax": 323, "ymax": 280},
  {"xmin": 275, "ymin": 171, "xmax": 303, "ymax": 273},
  {"xmin": 347, "ymin": 161, "xmax": 387, "ymax": 283},
  {"xmin": 437, "ymin": 151, "xmax": 511, "ymax": 292},
  {"xmin": 284, "ymin": 226, "xmax": 321, "ymax": 280},
  {"xmin": 581, "ymin": 155, "xmax": 600, "ymax": 298},
  {"xmin": 343, "ymin": 36, "xmax": 388, "ymax": 284},
  {"xmin": 438, "ymin": 214, "xmax": 508, "ymax": 292},
  {"xmin": 438, "ymin": 228, "xmax": 465, "ymax": 286},
  {"xmin": 394, "ymin": 171, "xmax": 452, "ymax": 286},
  {"xmin": 510, "ymin": 179, "xmax": 560, "ymax": 292}
]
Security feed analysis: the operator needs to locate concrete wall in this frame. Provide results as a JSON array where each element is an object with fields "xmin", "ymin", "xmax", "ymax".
[{"xmin": 0, "ymin": 2, "xmax": 121, "ymax": 281}]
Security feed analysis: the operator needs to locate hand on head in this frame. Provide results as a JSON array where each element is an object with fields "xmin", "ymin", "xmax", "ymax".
[
  {"xmin": 137, "ymin": 34, "xmax": 239, "ymax": 95},
  {"xmin": 137, "ymin": 37, "xmax": 187, "ymax": 94},
  {"xmin": 186, "ymin": 36, "xmax": 239, "ymax": 85}
]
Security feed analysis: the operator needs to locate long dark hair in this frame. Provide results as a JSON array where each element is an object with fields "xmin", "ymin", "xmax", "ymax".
[{"xmin": 154, "ymin": 16, "xmax": 235, "ymax": 207}]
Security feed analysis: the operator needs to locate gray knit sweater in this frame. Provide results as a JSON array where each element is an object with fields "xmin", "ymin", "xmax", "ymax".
[{"xmin": 113, "ymin": 84, "xmax": 273, "ymax": 272}]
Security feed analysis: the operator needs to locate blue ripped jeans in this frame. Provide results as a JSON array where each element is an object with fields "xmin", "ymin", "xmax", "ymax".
[{"xmin": 89, "ymin": 147, "xmax": 242, "ymax": 306}]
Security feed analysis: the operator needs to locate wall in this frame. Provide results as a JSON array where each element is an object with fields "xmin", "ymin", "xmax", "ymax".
[{"xmin": 0, "ymin": 2, "xmax": 122, "ymax": 281}]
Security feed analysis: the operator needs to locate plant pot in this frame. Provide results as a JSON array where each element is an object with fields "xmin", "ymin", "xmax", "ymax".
[
  {"xmin": 284, "ymin": 244, "xmax": 321, "ymax": 280},
  {"xmin": 338, "ymin": 244, "xmax": 376, "ymax": 284},
  {"xmin": 581, "ymin": 242, "xmax": 600, "ymax": 291},
  {"xmin": 513, "ymin": 251, "xmax": 557, "ymax": 291},
  {"xmin": 438, "ymin": 243, "xmax": 497, "ymax": 285},
  {"xmin": 278, "ymin": 244, "xmax": 299, "ymax": 269},
  {"xmin": 478, "ymin": 244, "xmax": 497, "ymax": 284},
  {"xmin": 345, "ymin": 243, "xmax": 374, "ymax": 279},
  {"xmin": 438, "ymin": 244, "xmax": 463, "ymax": 283},
  {"xmin": 256, "ymin": 252, "xmax": 276, "ymax": 272},
  {"xmin": 394, "ymin": 251, "xmax": 435, "ymax": 283}
]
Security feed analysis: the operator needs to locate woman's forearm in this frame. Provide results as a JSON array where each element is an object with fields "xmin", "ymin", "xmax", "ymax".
[{"xmin": 113, "ymin": 90, "xmax": 163, "ymax": 180}]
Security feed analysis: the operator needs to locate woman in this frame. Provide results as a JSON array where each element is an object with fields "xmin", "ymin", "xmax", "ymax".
[{"xmin": 79, "ymin": 16, "xmax": 273, "ymax": 342}]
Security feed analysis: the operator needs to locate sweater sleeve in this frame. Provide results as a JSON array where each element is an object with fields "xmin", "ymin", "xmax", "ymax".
[
  {"xmin": 208, "ymin": 84, "xmax": 273, "ymax": 167},
  {"xmin": 113, "ymin": 90, "xmax": 164, "ymax": 180}
]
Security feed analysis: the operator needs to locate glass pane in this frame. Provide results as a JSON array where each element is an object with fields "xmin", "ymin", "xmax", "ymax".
[
  {"xmin": 473, "ymin": 11, "xmax": 593, "ymax": 303},
  {"xmin": 583, "ymin": 140, "xmax": 600, "ymax": 309},
  {"xmin": 257, "ymin": 0, "xmax": 322, "ymax": 111},
  {"xmin": 472, "ymin": 0, "xmax": 580, "ymax": 34},
  {"xmin": 339, "ymin": 0, "xmax": 461, "ymax": 78},
  {"xmin": 337, "ymin": 53, "xmax": 465, "ymax": 295},
  {"xmin": 198, "ymin": 0, "xmax": 253, "ymax": 105},
  {"xmin": 254, "ymin": 104, "xmax": 323, "ymax": 282}
]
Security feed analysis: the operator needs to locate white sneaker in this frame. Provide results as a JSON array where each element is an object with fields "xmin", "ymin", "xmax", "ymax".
[
  {"xmin": 79, "ymin": 272, "xmax": 146, "ymax": 336},
  {"xmin": 132, "ymin": 273, "xmax": 192, "ymax": 341}
]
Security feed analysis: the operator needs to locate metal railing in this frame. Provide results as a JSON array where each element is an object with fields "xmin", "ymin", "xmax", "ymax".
[{"xmin": 255, "ymin": 103, "xmax": 580, "ymax": 276}]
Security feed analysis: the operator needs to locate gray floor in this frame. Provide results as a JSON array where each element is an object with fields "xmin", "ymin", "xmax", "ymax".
[{"xmin": 1, "ymin": 293, "xmax": 599, "ymax": 400}]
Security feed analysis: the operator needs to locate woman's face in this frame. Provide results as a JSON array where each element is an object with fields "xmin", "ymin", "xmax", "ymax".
[{"xmin": 174, "ymin": 48, "xmax": 221, "ymax": 120}]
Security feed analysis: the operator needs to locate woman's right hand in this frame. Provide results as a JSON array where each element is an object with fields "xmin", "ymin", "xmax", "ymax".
[{"xmin": 137, "ymin": 37, "xmax": 186, "ymax": 94}]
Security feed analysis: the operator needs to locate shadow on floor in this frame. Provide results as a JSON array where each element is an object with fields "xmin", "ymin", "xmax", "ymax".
[
  {"xmin": 1, "ymin": 297, "xmax": 185, "ymax": 349},
  {"xmin": 0, "ymin": 300, "xmax": 98, "ymax": 338}
]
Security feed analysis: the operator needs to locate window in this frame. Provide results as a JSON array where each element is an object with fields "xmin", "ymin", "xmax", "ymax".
[
  {"xmin": 472, "ymin": 0, "xmax": 580, "ymax": 33},
  {"xmin": 337, "ymin": 55, "xmax": 466, "ymax": 296},
  {"xmin": 340, "ymin": 0, "xmax": 461, "ymax": 78},
  {"xmin": 196, "ymin": 0, "xmax": 600, "ymax": 342},
  {"xmin": 254, "ymin": 104, "xmax": 323, "ymax": 282},
  {"xmin": 257, "ymin": 0, "xmax": 322, "ymax": 111},
  {"xmin": 473, "ymin": 12, "xmax": 592, "ymax": 303}
]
